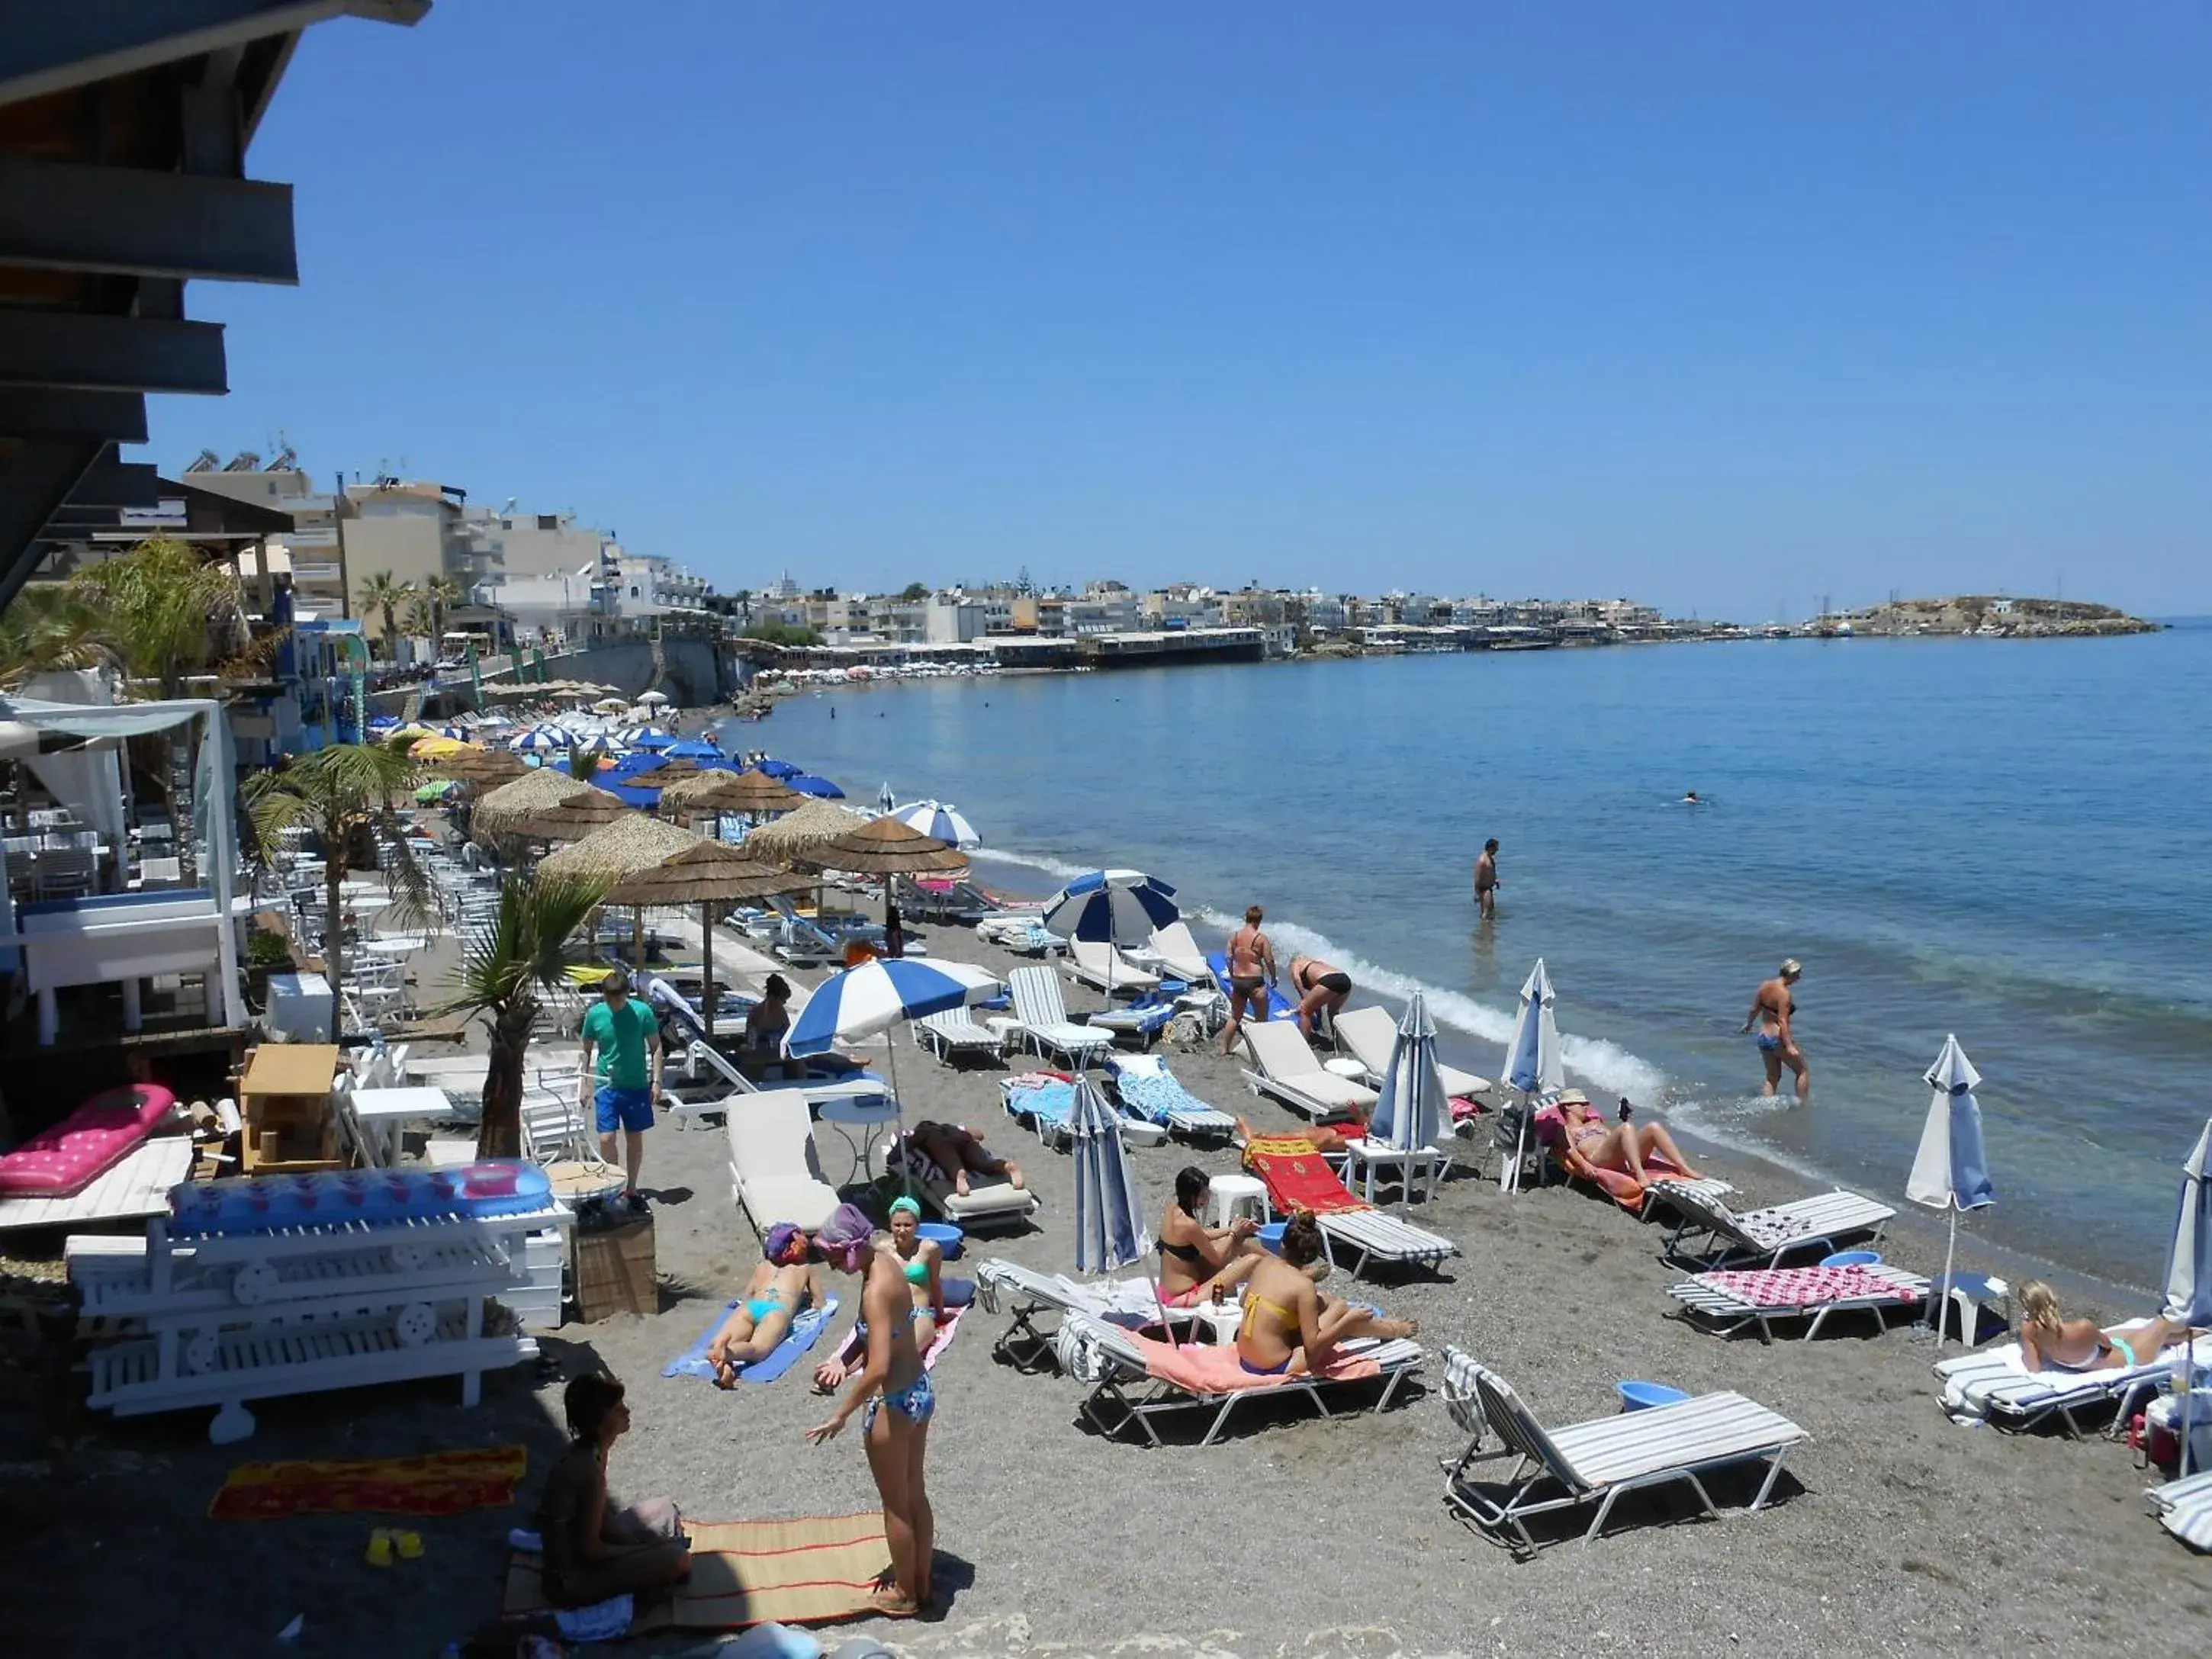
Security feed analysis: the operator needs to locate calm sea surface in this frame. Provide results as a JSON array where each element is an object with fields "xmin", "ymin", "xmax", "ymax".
[{"xmin": 725, "ymin": 626, "xmax": 2212, "ymax": 1288}]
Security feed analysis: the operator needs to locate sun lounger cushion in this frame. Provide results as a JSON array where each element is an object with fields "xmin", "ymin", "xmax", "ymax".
[
  {"xmin": 0, "ymin": 1084, "xmax": 175, "ymax": 1197},
  {"xmin": 886, "ymin": 1132, "xmax": 1037, "ymax": 1222},
  {"xmin": 168, "ymin": 1160, "xmax": 554, "ymax": 1236}
]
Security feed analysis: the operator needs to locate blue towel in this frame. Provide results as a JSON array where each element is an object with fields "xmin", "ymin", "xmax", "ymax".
[
  {"xmin": 1006, "ymin": 1079, "xmax": 1076, "ymax": 1127},
  {"xmin": 664, "ymin": 1294, "xmax": 839, "ymax": 1384}
]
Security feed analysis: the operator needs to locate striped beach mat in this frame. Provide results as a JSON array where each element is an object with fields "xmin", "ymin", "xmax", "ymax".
[
  {"xmin": 503, "ymin": 1513, "xmax": 892, "ymax": 1631},
  {"xmin": 210, "ymin": 1445, "xmax": 527, "ymax": 1519}
]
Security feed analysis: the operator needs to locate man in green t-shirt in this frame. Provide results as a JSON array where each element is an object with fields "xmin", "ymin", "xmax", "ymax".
[{"xmin": 579, "ymin": 969, "xmax": 663, "ymax": 1211}]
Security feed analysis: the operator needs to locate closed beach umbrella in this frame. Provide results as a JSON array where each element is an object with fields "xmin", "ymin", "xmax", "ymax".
[
  {"xmin": 1905, "ymin": 1034, "xmax": 1995, "ymax": 1349},
  {"xmin": 889, "ymin": 799, "xmax": 980, "ymax": 850},
  {"xmin": 1044, "ymin": 870, "xmax": 1180, "ymax": 1001},
  {"xmin": 788, "ymin": 956, "xmax": 1002, "ymax": 1194},
  {"xmin": 878, "ymin": 781, "xmax": 896, "ymax": 814},
  {"xmin": 1370, "ymin": 993, "xmax": 1446, "ymax": 1205},
  {"xmin": 1070, "ymin": 1072, "xmax": 1152, "ymax": 1274},
  {"xmin": 1497, "ymin": 958, "xmax": 1562, "ymax": 1192},
  {"xmin": 2162, "ymin": 1119, "xmax": 2212, "ymax": 1474}
]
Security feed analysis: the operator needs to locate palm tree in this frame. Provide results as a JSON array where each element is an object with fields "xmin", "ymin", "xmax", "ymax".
[
  {"xmin": 403, "ymin": 595, "xmax": 434, "ymax": 641},
  {"xmin": 0, "ymin": 583, "xmax": 118, "ymax": 687},
  {"xmin": 358, "ymin": 571, "xmax": 413, "ymax": 660},
  {"xmin": 424, "ymin": 574, "xmax": 463, "ymax": 647},
  {"xmin": 243, "ymin": 743, "xmax": 432, "ymax": 1034},
  {"xmin": 438, "ymin": 871, "xmax": 608, "ymax": 1158},
  {"xmin": 36, "ymin": 536, "xmax": 249, "ymax": 698}
]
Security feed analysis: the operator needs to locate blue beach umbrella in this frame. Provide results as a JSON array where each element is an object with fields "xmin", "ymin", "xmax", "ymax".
[
  {"xmin": 632, "ymin": 729, "xmax": 677, "ymax": 751},
  {"xmin": 1906, "ymin": 1034, "xmax": 1995, "ymax": 1349},
  {"xmin": 1070, "ymin": 1072, "xmax": 1152, "ymax": 1274},
  {"xmin": 1370, "ymin": 994, "xmax": 1447, "ymax": 1205},
  {"xmin": 878, "ymin": 781, "xmax": 896, "ymax": 814},
  {"xmin": 753, "ymin": 757, "xmax": 801, "ymax": 779},
  {"xmin": 1497, "ymin": 959, "xmax": 1563, "ymax": 1192},
  {"xmin": 786, "ymin": 774, "xmax": 845, "ymax": 799},
  {"xmin": 609, "ymin": 783, "xmax": 661, "ymax": 809},
  {"xmin": 2162, "ymin": 1120, "xmax": 2212, "ymax": 1474},
  {"xmin": 889, "ymin": 799, "xmax": 980, "ymax": 850},
  {"xmin": 611, "ymin": 752, "xmax": 668, "ymax": 778},
  {"xmin": 663, "ymin": 738, "xmax": 722, "ymax": 760},
  {"xmin": 788, "ymin": 956, "xmax": 1002, "ymax": 1198}
]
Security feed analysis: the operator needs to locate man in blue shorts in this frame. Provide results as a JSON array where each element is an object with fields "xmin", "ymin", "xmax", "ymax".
[{"xmin": 580, "ymin": 968, "xmax": 664, "ymax": 1211}]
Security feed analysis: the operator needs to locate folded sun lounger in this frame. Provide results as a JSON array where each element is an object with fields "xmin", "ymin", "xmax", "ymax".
[
  {"xmin": 1059, "ymin": 1310, "xmax": 1423, "ymax": 1448},
  {"xmin": 1655, "ymin": 1183, "xmax": 1894, "ymax": 1270},
  {"xmin": 1105, "ymin": 1053, "xmax": 1237, "ymax": 1142},
  {"xmin": 1331, "ymin": 1005, "xmax": 1493, "ymax": 1100},
  {"xmin": 1065, "ymin": 938, "xmax": 1162, "ymax": 996},
  {"xmin": 1440, "ymin": 1347, "xmax": 1811, "ymax": 1552},
  {"xmin": 1238, "ymin": 1021, "xmax": 1379, "ymax": 1122},
  {"xmin": 1669, "ymin": 1262, "xmax": 1931, "ymax": 1342},
  {"xmin": 1244, "ymin": 1137, "xmax": 1458, "ymax": 1275},
  {"xmin": 2146, "ymin": 1468, "xmax": 2212, "ymax": 1552},
  {"xmin": 1007, "ymin": 965, "xmax": 1117, "ymax": 1066},
  {"xmin": 1935, "ymin": 1327, "xmax": 2212, "ymax": 1436}
]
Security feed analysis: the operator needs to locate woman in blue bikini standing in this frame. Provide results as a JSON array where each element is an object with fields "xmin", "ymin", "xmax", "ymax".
[
  {"xmin": 806, "ymin": 1203, "xmax": 935, "ymax": 1616},
  {"xmin": 1742, "ymin": 958, "xmax": 1810, "ymax": 1101}
]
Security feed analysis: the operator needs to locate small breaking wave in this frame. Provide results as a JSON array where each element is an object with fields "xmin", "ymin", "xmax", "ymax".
[{"xmin": 968, "ymin": 845, "xmax": 1095, "ymax": 883}]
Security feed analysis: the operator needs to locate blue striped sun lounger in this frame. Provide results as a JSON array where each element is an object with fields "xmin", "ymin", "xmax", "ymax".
[{"xmin": 1106, "ymin": 1053, "xmax": 1237, "ymax": 1141}]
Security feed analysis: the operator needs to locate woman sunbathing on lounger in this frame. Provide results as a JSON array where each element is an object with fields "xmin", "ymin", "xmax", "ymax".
[
  {"xmin": 705, "ymin": 1223, "xmax": 824, "ymax": 1388},
  {"xmin": 1554, "ymin": 1089, "xmax": 1704, "ymax": 1183},
  {"xmin": 535, "ymin": 1371, "xmax": 692, "ymax": 1609},
  {"xmin": 1158, "ymin": 1167, "xmax": 1263, "ymax": 1305},
  {"xmin": 813, "ymin": 1197, "xmax": 946, "ymax": 1390},
  {"xmin": 1236, "ymin": 1214, "xmax": 1416, "ymax": 1377},
  {"xmin": 910, "ymin": 1120, "xmax": 1024, "ymax": 1197},
  {"xmin": 2018, "ymin": 1281, "xmax": 2192, "ymax": 1373},
  {"xmin": 1235, "ymin": 1114, "xmax": 1365, "ymax": 1156}
]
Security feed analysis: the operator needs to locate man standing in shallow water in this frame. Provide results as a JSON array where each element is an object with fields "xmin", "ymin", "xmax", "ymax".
[
  {"xmin": 1473, "ymin": 838, "xmax": 1500, "ymax": 920},
  {"xmin": 1742, "ymin": 958, "xmax": 1810, "ymax": 1101}
]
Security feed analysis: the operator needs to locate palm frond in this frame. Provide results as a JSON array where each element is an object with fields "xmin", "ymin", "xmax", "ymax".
[{"xmin": 437, "ymin": 871, "xmax": 609, "ymax": 1020}]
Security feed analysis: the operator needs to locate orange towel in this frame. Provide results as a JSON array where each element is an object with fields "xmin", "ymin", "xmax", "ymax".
[
  {"xmin": 210, "ymin": 1445, "xmax": 527, "ymax": 1519},
  {"xmin": 1131, "ymin": 1329, "xmax": 1381, "ymax": 1393}
]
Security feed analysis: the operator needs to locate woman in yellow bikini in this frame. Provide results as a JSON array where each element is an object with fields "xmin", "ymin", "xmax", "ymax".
[{"xmin": 1234, "ymin": 1214, "xmax": 1416, "ymax": 1377}]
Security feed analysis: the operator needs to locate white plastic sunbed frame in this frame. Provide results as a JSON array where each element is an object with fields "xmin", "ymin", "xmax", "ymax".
[
  {"xmin": 1007, "ymin": 966, "xmax": 1117, "ymax": 1066},
  {"xmin": 726, "ymin": 1088, "xmax": 842, "ymax": 1235},
  {"xmin": 1654, "ymin": 1184, "xmax": 1895, "ymax": 1270},
  {"xmin": 883, "ymin": 1131, "xmax": 1041, "ymax": 1230},
  {"xmin": 1066, "ymin": 1310, "xmax": 1424, "ymax": 1448},
  {"xmin": 1238, "ymin": 1021, "xmax": 1379, "ymax": 1122},
  {"xmin": 2146, "ymin": 1469, "xmax": 2212, "ymax": 1551},
  {"xmin": 913, "ymin": 1008, "xmax": 1003, "ymax": 1064},
  {"xmin": 1243, "ymin": 1153, "xmax": 1460, "ymax": 1276},
  {"xmin": 1063, "ymin": 939, "xmax": 1161, "ymax": 997},
  {"xmin": 1934, "ymin": 1329, "xmax": 2212, "ymax": 1438},
  {"xmin": 1439, "ymin": 1348, "xmax": 1810, "ymax": 1553},
  {"xmin": 1131, "ymin": 921, "xmax": 1210, "ymax": 985},
  {"xmin": 1331, "ymin": 1005, "xmax": 1493, "ymax": 1099},
  {"xmin": 1668, "ymin": 1263, "xmax": 1932, "ymax": 1343},
  {"xmin": 1104, "ymin": 1053, "xmax": 1237, "ymax": 1142}
]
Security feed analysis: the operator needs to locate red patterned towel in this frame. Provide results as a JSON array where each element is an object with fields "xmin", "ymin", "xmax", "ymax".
[
  {"xmin": 210, "ymin": 1445, "xmax": 527, "ymax": 1519},
  {"xmin": 1699, "ymin": 1265, "xmax": 1919, "ymax": 1308},
  {"xmin": 1244, "ymin": 1143, "xmax": 1366, "ymax": 1216}
]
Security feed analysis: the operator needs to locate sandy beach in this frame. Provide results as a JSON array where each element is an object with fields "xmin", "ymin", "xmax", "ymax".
[{"xmin": 5, "ymin": 913, "xmax": 2209, "ymax": 1659}]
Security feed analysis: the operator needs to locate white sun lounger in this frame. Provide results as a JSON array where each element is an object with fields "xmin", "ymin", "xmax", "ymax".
[
  {"xmin": 1238, "ymin": 1021, "xmax": 1378, "ymax": 1121},
  {"xmin": 1007, "ymin": 966, "xmax": 1117, "ymax": 1066},
  {"xmin": 1064, "ymin": 939, "xmax": 1162, "ymax": 996},
  {"xmin": 1655, "ymin": 1184, "xmax": 1894, "ymax": 1269},
  {"xmin": 913, "ymin": 1008, "xmax": 1004, "ymax": 1064},
  {"xmin": 1668, "ymin": 1262, "xmax": 1932, "ymax": 1342},
  {"xmin": 1241, "ymin": 1147, "xmax": 1459, "ymax": 1275},
  {"xmin": 1440, "ymin": 1349, "xmax": 1810, "ymax": 1552},
  {"xmin": 1133, "ymin": 921, "xmax": 1210, "ymax": 985},
  {"xmin": 663, "ymin": 1037, "xmax": 891, "ymax": 1126},
  {"xmin": 884, "ymin": 1130, "xmax": 1040, "ymax": 1230},
  {"xmin": 1935, "ymin": 1328, "xmax": 2212, "ymax": 1436},
  {"xmin": 1331, "ymin": 1005, "xmax": 1493, "ymax": 1099},
  {"xmin": 2146, "ymin": 1469, "xmax": 2212, "ymax": 1551},
  {"xmin": 726, "ymin": 1090, "xmax": 842, "ymax": 1235},
  {"xmin": 1104, "ymin": 1053, "xmax": 1237, "ymax": 1142},
  {"xmin": 1063, "ymin": 1310, "xmax": 1424, "ymax": 1448},
  {"xmin": 973, "ymin": 1258, "xmax": 1170, "ymax": 1371}
]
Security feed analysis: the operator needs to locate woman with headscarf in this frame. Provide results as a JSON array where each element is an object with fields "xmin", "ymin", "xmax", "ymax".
[{"xmin": 704, "ymin": 1223, "xmax": 824, "ymax": 1388}]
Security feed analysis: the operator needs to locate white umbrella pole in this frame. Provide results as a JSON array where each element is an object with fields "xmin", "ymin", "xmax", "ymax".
[
  {"xmin": 1933, "ymin": 1208, "xmax": 1960, "ymax": 1350},
  {"xmin": 886, "ymin": 1030, "xmax": 908, "ymax": 1203}
]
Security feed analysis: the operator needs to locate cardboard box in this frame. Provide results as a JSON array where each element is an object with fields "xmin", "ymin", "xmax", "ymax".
[
  {"xmin": 237, "ymin": 1043, "xmax": 342, "ymax": 1173},
  {"xmin": 573, "ymin": 1216, "xmax": 656, "ymax": 1322}
]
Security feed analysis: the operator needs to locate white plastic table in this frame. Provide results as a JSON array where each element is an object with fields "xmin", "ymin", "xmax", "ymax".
[
  {"xmin": 819, "ymin": 1095, "xmax": 902, "ymax": 1187},
  {"xmin": 349, "ymin": 1085, "xmax": 455, "ymax": 1168},
  {"xmin": 357, "ymin": 935, "xmax": 429, "ymax": 959},
  {"xmin": 1340, "ymin": 1137, "xmax": 1445, "ymax": 1204}
]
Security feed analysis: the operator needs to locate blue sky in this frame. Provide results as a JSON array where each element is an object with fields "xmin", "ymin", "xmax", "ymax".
[{"xmin": 156, "ymin": 4, "xmax": 2210, "ymax": 618}]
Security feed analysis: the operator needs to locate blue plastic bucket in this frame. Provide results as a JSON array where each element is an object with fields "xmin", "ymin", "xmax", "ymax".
[
  {"xmin": 1820, "ymin": 1249, "xmax": 1882, "ymax": 1268},
  {"xmin": 1256, "ymin": 1221, "xmax": 1288, "ymax": 1252},
  {"xmin": 916, "ymin": 1221, "xmax": 964, "ymax": 1260},
  {"xmin": 1617, "ymin": 1380, "xmax": 1690, "ymax": 1412}
]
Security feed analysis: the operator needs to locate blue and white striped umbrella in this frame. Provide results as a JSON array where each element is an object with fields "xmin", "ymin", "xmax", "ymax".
[
  {"xmin": 1906, "ymin": 1034, "xmax": 1995, "ymax": 1349},
  {"xmin": 574, "ymin": 732, "xmax": 626, "ymax": 756},
  {"xmin": 511, "ymin": 725, "xmax": 574, "ymax": 752},
  {"xmin": 2163, "ymin": 1119, "xmax": 2212, "ymax": 1474},
  {"xmin": 1497, "ymin": 959, "xmax": 1563, "ymax": 1191},
  {"xmin": 1043, "ymin": 870, "xmax": 1180, "ymax": 947},
  {"xmin": 1070, "ymin": 1073, "xmax": 1151, "ymax": 1274},
  {"xmin": 889, "ymin": 799, "xmax": 980, "ymax": 850},
  {"xmin": 1370, "ymin": 994, "xmax": 1446, "ymax": 1195},
  {"xmin": 617, "ymin": 725, "xmax": 670, "ymax": 745},
  {"xmin": 436, "ymin": 724, "xmax": 470, "ymax": 741},
  {"xmin": 786, "ymin": 956, "xmax": 1001, "ymax": 1054}
]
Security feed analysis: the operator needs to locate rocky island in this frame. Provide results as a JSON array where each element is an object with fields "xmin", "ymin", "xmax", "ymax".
[{"xmin": 1850, "ymin": 596, "xmax": 2159, "ymax": 638}]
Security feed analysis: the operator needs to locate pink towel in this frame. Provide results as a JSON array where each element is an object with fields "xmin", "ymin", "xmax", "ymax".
[
  {"xmin": 1132, "ymin": 1332, "xmax": 1381, "ymax": 1394},
  {"xmin": 1702, "ymin": 1265, "xmax": 1918, "ymax": 1308}
]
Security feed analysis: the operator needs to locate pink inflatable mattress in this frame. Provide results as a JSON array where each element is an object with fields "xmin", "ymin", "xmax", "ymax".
[{"xmin": 0, "ymin": 1084, "xmax": 176, "ymax": 1198}]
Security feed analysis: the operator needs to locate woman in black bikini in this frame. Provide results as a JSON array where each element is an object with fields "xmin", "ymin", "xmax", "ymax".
[
  {"xmin": 1220, "ymin": 906, "xmax": 1277, "ymax": 1056},
  {"xmin": 1287, "ymin": 953, "xmax": 1352, "ymax": 1038},
  {"xmin": 1156, "ymin": 1167, "xmax": 1262, "ymax": 1307}
]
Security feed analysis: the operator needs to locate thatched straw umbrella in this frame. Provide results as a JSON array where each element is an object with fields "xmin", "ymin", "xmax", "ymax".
[
  {"xmin": 804, "ymin": 814, "xmax": 968, "ymax": 944},
  {"xmin": 430, "ymin": 747, "xmax": 526, "ymax": 787},
  {"xmin": 540, "ymin": 813, "xmax": 704, "ymax": 967},
  {"xmin": 473, "ymin": 767, "xmax": 593, "ymax": 837},
  {"xmin": 510, "ymin": 786, "xmax": 635, "ymax": 842},
  {"xmin": 738, "ymin": 798, "xmax": 869, "ymax": 867},
  {"xmin": 657, "ymin": 768, "xmax": 802, "ymax": 824},
  {"xmin": 603, "ymin": 841, "xmax": 811, "ymax": 1036}
]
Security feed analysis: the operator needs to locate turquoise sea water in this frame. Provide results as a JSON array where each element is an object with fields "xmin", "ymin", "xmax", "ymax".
[{"xmin": 726, "ymin": 626, "xmax": 2212, "ymax": 1288}]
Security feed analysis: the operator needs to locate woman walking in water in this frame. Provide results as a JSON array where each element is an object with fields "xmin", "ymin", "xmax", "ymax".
[
  {"xmin": 805, "ymin": 1204, "xmax": 936, "ymax": 1616},
  {"xmin": 1220, "ymin": 905, "xmax": 1277, "ymax": 1056},
  {"xmin": 1742, "ymin": 958, "xmax": 1810, "ymax": 1100}
]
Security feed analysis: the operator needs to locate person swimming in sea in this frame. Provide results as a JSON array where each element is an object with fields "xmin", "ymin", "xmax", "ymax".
[
  {"xmin": 1682, "ymin": 789, "xmax": 1702, "ymax": 805},
  {"xmin": 1741, "ymin": 958, "xmax": 1809, "ymax": 1101}
]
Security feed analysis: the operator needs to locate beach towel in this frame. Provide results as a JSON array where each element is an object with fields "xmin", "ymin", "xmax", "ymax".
[
  {"xmin": 209, "ymin": 1445, "xmax": 527, "ymax": 1519},
  {"xmin": 1004, "ymin": 1077, "xmax": 1077, "ymax": 1133},
  {"xmin": 1244, "ymin": 1140, "xmax": 1365, "ymax": 1215},
  {"xmin": 503, "ymin": 1513, "xmax": 892, "ymax": 1632},
  {"xmin": 1126, "ymin": 1329, "xmax": 1381, "ymax": 1393},
  {"xmin": 664, "ymin": 1294, "xmax": 840, "ymax": 1385},
  {"xmin": 1700, "ymin": 1265, "xmax": 1921, "ymax": 1308},
  {"xmin": 818, "ymin": 1279, "xmax": 976, "ymax": 1384}
]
